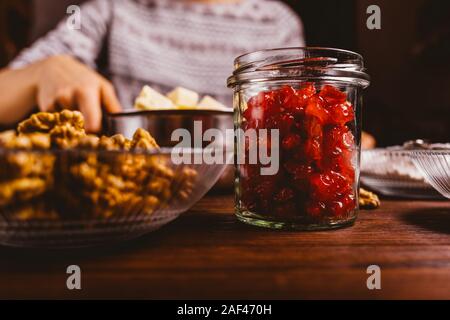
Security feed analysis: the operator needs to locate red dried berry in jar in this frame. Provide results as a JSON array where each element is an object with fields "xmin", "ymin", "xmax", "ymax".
[
  {"xmin": 258, "ymin": 199, "xmax": 271, "ymax": 213},
  {"xmin": 327, "ymin": 101, "xmax": 355, "ymax": 125},
  {"xmin": 241, "ymin": 188, "xmax": 257, "ymax": 211},
  {"xmin": 302, "ymin": 116, "xmax": 323, "ymax": 139},
  {"xmin": 319, "ymin": 85, "xmax": 347, "ymax": 105},
  {"xmin": 243, "ymin": 105, "xmax": 265, "ymax": 129},
  {"xmin": 244, "ymin": 91, "xmax": 280, "ymax": 128},
  {"xmin": 305, "ymin": 95, "xmax": 329, "ymax": 124},
  {"xmin": 241, "ymin": 83, "xmax": 356, "ymax": 221},
  {"xmin": 278, "ymin": 85, "xmax": 299, "ymax": 110},
  {"xmin": 274, "ymin": 201, "xmax": 298, "ymax": 218},
  {"xmin": 323, "ymin": 126, "xmax": 354, "ymax": 157},
  {"xmin": 282, "ymin": 133, "xmax": 302, "ymax": 151},
  {"xmin": 328, "ymin": 201, "xmax": 346, "ymax": 218},
  {"xmin": 322, "ymin": 155, "xmax": 355, "ymax": 183},
  {"xmin": 284, "ymin": 160, "xmax": 314, "ymax": 192},
  {"xmin": 309, "ymin": 170, "xmax": 351, "ymax": 203},
  {"xmin": 306, "ymin": 201, "xmax": 327, "ymax": 219},
  {"xmin": 297, "ymin": 82, "xmax": 316, "ymax": 100},
  {"xmin": 321, "ymin": 126, "xmax": 355, "ymax": 179},
  {"xmin": 298, "ymin": 138, "xmax": 322, "ymax": 163},
  {"xmin": 240, "ymin": 164, "xmax": 260, "ymax": 181},
  {"xmin": 322, "ymin": 126, "xmax": 355, "ymax": 178},
  {"xmin": 328, "ymin": 193, "xmax": 356, "ymax": 218},
  {"xmin": 274, "ymin": 187, "xmax": 295, "ymax": 202},
  {"xmin": 230, "ymin": 48, "xmax": 369, "ymax": 229},
  {"xmin": 244, "ymin": 131, "xmax": 273, "ymax": 157},
  {"xmin": 278, "ymin": 83, "xmax": 316, "ymax": 116},
  {"xmin": 266, "ymin": 113, "xmax": 295, "ymax": 136},
  {"xmin": 254, "ymin": 179, "xmax": 277, "ymax": 200}
]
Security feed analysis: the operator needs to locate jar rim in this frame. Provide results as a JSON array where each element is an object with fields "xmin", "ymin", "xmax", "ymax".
[{"xmin": 227, "ymin": 47, "xmax": 370, "ymax": 88}]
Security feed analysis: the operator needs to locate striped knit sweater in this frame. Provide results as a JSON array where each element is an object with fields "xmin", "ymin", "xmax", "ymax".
[{"xmin": 10, "ymin": 0, "xmax": 304, "ymax": 107}]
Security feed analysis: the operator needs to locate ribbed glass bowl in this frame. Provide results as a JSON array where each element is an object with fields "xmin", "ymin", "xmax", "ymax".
[
  {"xmin": 361, "ymin": 149, "xmax": 442, "ymax": 199},
  {"xmin": 411, "ymin": 150, "xmax": 450, "ymax": 199},
  {"xmin": 0, "ymin": 148, "xmax": 230, "ymax": 248}
]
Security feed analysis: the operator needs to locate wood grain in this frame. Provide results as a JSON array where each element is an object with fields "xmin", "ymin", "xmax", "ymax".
[{"xmin": 0, "ymin": 195, "xmax": 449, "ymax": 299}]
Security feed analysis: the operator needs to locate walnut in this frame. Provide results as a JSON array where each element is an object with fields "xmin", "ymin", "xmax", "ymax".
[
  {"xmin": 0, "ymin": 130, "xmax": 17, "ymax": 147},
  {"xmin": 0, "ymin": 132, "xmax": 53, "ymax": 179},
  {"xmin": 17, "ymin": 110, "xmax": 85, "ymax": 149},
  {"xmin": 17, "ymin": 112, "xmax": 59, "ymax": 133},
  {"xmin": 98, "ymin": 134, "xmax": 132, "ymax": 151},
  {"xmin": 50, "ymin": 123, "xmax": 85, "ymax": 149},
  {"xmin": 27, "ymin": 133, "xmax": 52, "ymax": 149},
  {"xmin": 1, "ymin": 152, "xmax": 54, "ymax": 181},
  {"xmin": 131, "ymin": 128, "xmax": 159, "ymax": 150},
  {"xmin": 359, "ymin": 188, "xmax": 381, "ymax": 209},
  {"xmin": 0, "ymin": 178, "xmax": 48, "ymax": 206},
  {"xmin": 8, "ymin": 202, "xmax": 59, "ymax": 221},
  {"xmin": 0, "ymin": 131, "xmax": 50, "ymax": 149},
  {"xmin": 171, "ymin": 167, "xmax": 198, "ymax": 200},
  {"xmin": 58, "ymin": 109, "xmax": 84, "ymax": 130},
  {"xmin": 0, "ymin": 110, "xmax": 197, "ymax": 221},
  {"xmin": 76, "ymin": 135, "xmax": 100, "ymax": 149},
  {"xmin": 18, "ymin": 110, "xmax": 84, "ymax": 134},
  {"xmin": 0, "ymin": 131, "xmax": 54, "ymax": 198},
  {"xmin": 66, "ymin": 157, "xmax": 163, "ymax": 218}
]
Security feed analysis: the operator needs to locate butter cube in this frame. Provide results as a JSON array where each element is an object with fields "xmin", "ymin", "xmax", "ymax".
[
  {"xmin": 166, "ymin": 87, "xmax": 199, "ymax": 107},
  {"xmin": 135, "ymin": 86, "xmax": 174, "ymax": 110},
  {"xmin": 198, "ymin": 95, "xmax": 229, "ymax": 110}
]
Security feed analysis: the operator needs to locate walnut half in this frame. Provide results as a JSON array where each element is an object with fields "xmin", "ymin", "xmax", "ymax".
[{"xmin": 359, "ymin": 188, "xmax": 381, "ymax": 209}]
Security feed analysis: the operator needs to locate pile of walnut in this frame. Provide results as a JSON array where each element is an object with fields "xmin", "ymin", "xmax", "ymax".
[
  {"xmin": 359, "ymin": 188, "xmax": 381, "ymax": 209},
  {"xmin": 0, "ymin": 110, "xmax": 197, "ymax": 220}
]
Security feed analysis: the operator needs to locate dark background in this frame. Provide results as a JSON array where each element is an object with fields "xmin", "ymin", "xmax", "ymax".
[{"xmin": 0, "ymin": 0, "xmax": 449, "ymax": 146}]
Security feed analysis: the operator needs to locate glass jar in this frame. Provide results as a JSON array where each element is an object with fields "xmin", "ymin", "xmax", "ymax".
[{"xmin": 227, "ymin": 48, "xmax": 370, "ymax": 230}]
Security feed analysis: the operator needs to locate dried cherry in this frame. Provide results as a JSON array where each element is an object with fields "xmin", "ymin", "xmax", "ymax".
[{"xmin": 240, "ymin": 84, "xmax": 357, "ymax": 221}]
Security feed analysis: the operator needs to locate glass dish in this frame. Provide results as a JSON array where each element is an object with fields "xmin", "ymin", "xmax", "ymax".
[
  {"xmin": 0, "ymin": 148, "xmax": 229, "ymax": 248},
  {"xmin": 361, "ymin": 149, "xmax": 443, "ymax": 199},
  {"xmin": 411, "ymin": 150, "xmax": 450, "ymax": 199},
  {"xmin": 105, "ymin": 109, "xmax": 235, "ymax": 191}
]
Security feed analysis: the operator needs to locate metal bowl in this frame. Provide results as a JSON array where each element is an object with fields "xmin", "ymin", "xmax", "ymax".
[{"xmin": 105, "ymin": 109, "xmax": 235, "ymax": 191}]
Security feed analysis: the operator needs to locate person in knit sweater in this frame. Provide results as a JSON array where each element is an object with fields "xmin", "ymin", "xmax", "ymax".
[{"xmin": 0, "ymin": 0, "xmax": 304, "ymax": 132}]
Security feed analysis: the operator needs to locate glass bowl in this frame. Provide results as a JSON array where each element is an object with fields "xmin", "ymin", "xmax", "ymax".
[
  {"xmin": 105, "ymin": 109, "xmax": 235, "ymax": 191},
  {"xmin": 361, "ymin": 149, "xmax": 442, "ymax": 199},
  {"xmin": 0, "ymin": 147, "xmax": 230, "ymax": 248},
  {"xmin": 411, "ymin": 150, "xmax": 450, "ymax": 199}
]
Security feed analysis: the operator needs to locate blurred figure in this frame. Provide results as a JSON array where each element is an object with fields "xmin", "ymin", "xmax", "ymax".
[{"xmin": 0, "ymin": 0, "xmax": 304, "ymax": 131}]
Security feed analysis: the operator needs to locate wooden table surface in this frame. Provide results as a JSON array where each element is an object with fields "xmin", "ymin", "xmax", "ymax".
[{"xmin": 0, "ymin": 194, "xmax": 449, "ymax": 299}]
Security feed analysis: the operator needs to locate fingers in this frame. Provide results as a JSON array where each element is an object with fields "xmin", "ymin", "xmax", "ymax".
[
  {"xmin": 36, "ymin": 79, "xmax": 119, "ymax": 133},
  {"xmin": 101, "ymin": 81, "xmax": 122, "ymax": 113},
  {"xmin": 37, "ymin": 92, "xmax": 57, "ymax": 112},
  {"xmin": 55, "ymin": 89, "xmax": 74, "ymax": 110},
  {"xmin": 75, "ymin": 88, "xmax": 102, "ymax": 133},
  {"xmin": 37, "ymin": 89, "xmax": 74, "ymax": 112}
]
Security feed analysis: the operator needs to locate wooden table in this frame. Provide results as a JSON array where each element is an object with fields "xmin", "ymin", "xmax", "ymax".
[{"xmin": 0, "ymin": 194, "xmax": 449, "ymax": 299}]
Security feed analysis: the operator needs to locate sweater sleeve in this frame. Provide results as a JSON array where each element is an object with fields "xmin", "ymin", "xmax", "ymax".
[
  {"xmin": 274, "ymin": 2, "xmax": 306, "ymax": 48},
  {"xmin": 9, "ymin": 0, "xmax": 112, "ymax": 70}
]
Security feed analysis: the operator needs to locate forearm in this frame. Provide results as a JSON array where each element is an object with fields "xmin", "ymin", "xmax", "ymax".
[{"xmin": 0, "ymin": 63, "xmax": 40, "ymax": 125}]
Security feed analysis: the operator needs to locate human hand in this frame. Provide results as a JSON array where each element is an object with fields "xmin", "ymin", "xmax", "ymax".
[{"xmin": 35, "ymin": 55, "xmax": 122, "ymax": 132}]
